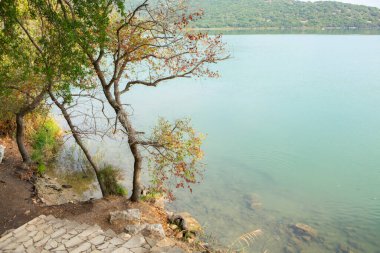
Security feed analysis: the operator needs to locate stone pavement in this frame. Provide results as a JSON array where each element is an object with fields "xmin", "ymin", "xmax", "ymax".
[{"xmin": 0, "ymin": 215, "xmax": 185, "ymax": 253}]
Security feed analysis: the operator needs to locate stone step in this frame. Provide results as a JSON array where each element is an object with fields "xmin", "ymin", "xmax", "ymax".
[{"xmin": 0, "ymin": 215, "xmax": 186, "ymax": 253}]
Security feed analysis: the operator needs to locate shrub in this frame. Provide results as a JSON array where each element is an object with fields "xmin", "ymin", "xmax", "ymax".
[
  {"xmin": 98, "ymin": 165, "xmax": 128, "ymax": 196},
  {"xmin": 30, "ymin": 117, "xmax": 62, "ymax": 174}
]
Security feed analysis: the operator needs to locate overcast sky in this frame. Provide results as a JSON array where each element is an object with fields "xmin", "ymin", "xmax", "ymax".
[{"xmin": 299, "ymin": 0, "xmax": 380, "ymax": 8}]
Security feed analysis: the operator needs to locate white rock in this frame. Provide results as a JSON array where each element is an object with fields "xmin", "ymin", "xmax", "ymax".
[
  {"xmin": 141, "ymin": 224, "xmax": 165, "ymax": 240},
  {"xmin": 110, "ymin": 209, "xmax": 141, "ymax": 224},
  {"xmin": 124, "ymin": 224, "xmax": 147, "ymax": 235},
  {"xmin": 0, "ymin": 145, "xmax": 4, "ymax": 164}
]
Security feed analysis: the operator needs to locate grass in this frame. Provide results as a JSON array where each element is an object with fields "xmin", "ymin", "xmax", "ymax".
[
  {"xmin": 30, "ymin": 117, "xmax": 62, "ymax": 174},
  {"xmin": 98, "ymin": 165, "xmax": 128, "ymax": 196}
]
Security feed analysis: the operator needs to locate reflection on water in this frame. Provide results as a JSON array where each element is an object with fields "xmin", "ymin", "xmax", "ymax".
[{"xmin": 55, "ymin": 35, "xmax": 380, "ymax": 252}]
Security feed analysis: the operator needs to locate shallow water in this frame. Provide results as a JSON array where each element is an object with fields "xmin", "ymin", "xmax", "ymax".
[{"xmin": 59, "ymin": 35, "xmax": 380, "ymax": 252}]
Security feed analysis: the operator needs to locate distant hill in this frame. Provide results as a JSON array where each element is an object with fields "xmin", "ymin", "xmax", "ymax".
[{"xmin": 190, "ymin": 0, "xmax": 380, "ymax": 29}]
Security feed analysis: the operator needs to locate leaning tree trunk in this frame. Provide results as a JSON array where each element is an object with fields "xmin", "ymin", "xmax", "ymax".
[
  {"xmin": 48, "ymin": 90, "xmax": 106, "ymax": 197},
  {"xmin": 14, "ymin": 89, "xmax": 46, "ymax": 164},
  {"xmin": 15, "ymin": 113, "xmax": 31, "ymax": 164},
  {"xmin": 102, "ymin": 87, "xmax": 143, "ymax": 202}
]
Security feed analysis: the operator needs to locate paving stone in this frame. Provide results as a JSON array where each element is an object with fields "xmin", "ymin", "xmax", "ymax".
[
  {"xmin": 23, "ymin": 238, "xmax": 34, "ymax": 248},
  {"xmin": 3, "ymin": 241, "xmax": 18, "ymax": 250},
  {"xmin": 33, "ymin": 231, "xmax": 44, "ymax": 242},
  {"xmin": 26, "ymin": 225, "xmax": 37, "ymax": 231},
  {"xmin": 64, "ymin": 236, "xmax": 84, "ymax": 248},
  {"xmin": 69, "ymin": 242, "xmax": 91, "ymax": 253},
  {"xmin": 51, "ymin": 228, "xmax": 67, "ymax": 239},
  {"xmin": 14, "ymin": 244, "xmax": 26, "ymax": 252},
  {"xmin": 122, "ymin": 235, "xmax": 146, "ymax": 249},
  {"xmin": 26, "ymin": 246, "xmax": 38, "ymax": 253},
  {"xmin": 108, "ymin": 236, "xmax": 125, "ymax": 246},
  {"xmin": 35, "ymin": 235, "xmax": 50, "ymax": 247},
  {"xmin": 96, "ymin": 242, "xmax": 110, "ymax": 250},
  {"xmin": 15, "ymin": 233, "xmax": 32, "ymax": 243},
  {"xmin": 89, "ymin": 235, "xmax": 105, "ymax": 246},
  {"xmin": 0, "ymin": 215, "xmax": 186, "ymax": 253},
  {"xmin": 130, "ymin": 247, "xmax": 149, "ymax": 253},
  {"xmin": 52, "ymin": 244, "xmax": 66, "ymax": 251},
  {"xmin": 45, "ymin": 226, "xmax": 54, "ymax": 234},
  {"xmin": 112, "ymin": 247, "xmax": 132, "ymax": 253},
  {"xmin": 44, "ymin": 239, "xmax": 59, "ymax": 250}
]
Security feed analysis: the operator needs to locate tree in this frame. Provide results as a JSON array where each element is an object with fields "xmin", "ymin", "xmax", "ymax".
[
  {"xmin": 0, "ymin": 4, "xmax": 48, "ymax": 163},
  {"xmin": 33, "ymin": 0, "xmax": 227, "ymax": 201},
  {"xmin": 0, "ymin": 0, "xmax": 108, "ymax": 196}
]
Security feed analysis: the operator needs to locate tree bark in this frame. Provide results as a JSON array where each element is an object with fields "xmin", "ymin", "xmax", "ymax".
[
  {"xmin": 130, "ymin": 141, "xmax": 142, "ymax": 202},
  {"xmin": 101, "ymin": 86, "xmax": 143, "ymax": 202},
  {"xmin": 48, "ymin": 90, "xmax": 106, "ymax": 197},
  {"xmin": 16, "ymin": 113, "xmax": 31, "ymax": 164}
]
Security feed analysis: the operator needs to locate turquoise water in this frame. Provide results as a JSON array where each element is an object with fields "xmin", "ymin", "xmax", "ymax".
[{"xmin": 67, "ymin": 35, "xmax": 380, "ymax": 252}]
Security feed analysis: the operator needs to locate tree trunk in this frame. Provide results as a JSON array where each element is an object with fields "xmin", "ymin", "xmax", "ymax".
[
  {"xmin": 48, "ymin": 90, "xmax": 106, "ymax": 197},
  {"xmin": 14, "ymin": 89, "xmax": 46, "ymax": 164},
  {"xmin": 101, "ymin": 86, "xmax": 143, "ymax": 202},
  {"xmin": 16, "ymin": 113, "xmax": 31, "ymax": 164},
  {"xmin": 130, "ymin": 142, "xmax": 142, "ymax": 202}
]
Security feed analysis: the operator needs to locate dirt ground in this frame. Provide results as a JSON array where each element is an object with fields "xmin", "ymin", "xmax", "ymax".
[
  {"xmin": 0, "ymin": 137, "xmax": 43, "ymax": 234},
  {"xmin": 0, "ymin": 137, "xmax": 172, "ymax": 237}
]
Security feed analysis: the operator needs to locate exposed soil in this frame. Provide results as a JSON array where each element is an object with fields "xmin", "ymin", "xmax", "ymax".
[{"xmin": 0, "ymin": 137, "xmax": 43, "ymax": 234}]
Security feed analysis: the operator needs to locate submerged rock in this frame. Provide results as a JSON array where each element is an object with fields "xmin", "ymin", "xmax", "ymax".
[
  {"xmin": 336, "ymin": 243, "xmax": 354, "ymax": 253},
  {"xmin": 290, "ymin": 223, "xmax": 318, "ymax": 240},
  {"xmin": 246, "ymin": 193, "xmax": 263, "ymax": 211}
]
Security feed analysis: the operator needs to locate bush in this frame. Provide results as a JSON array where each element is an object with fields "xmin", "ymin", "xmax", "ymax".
[
  {"xmin": 98, "ymin": 165, "xmax": 128, "ymax": 196},
  {"xmin": 30, "ymin": 117, "xmax": 62, "ymax": 174}
]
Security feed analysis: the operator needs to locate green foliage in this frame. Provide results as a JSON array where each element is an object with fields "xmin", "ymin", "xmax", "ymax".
[
  {"xmin": 98, "ymin": 165, "xmax": 127, "ymax": 196},
  {"xmin": 30, "ymin": 117, "xmax": 62, "ymax": 174},
  {"xmin": 148, "ymin": 118, "xmax": 205, "ymax": 200},
  {"xmin": 140, "ymin": 189, "xmax": 163, "ymax": 202},
  {"xmin": 191, "ymin": 0, "xmax": 380, "ymax": 29}
]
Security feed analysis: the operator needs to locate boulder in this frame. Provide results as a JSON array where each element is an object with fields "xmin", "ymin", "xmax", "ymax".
[
  {"xmin": 124, "ymin": 224, "xmax": 147, "ymax": 235},
  {"xmin": 170, "ymin": 212, "xmax": 202, "ymax": 234},
  {"xmin": 141, "ymin": 224, "xmax": 166, "ymax": 240},
  {"xmin": 110, "ymin": 209, "xmax": 141, "ymax": 224},
  {"xmin": 0, "ymin": 145, "xmax": 5, "ymax": 164}
]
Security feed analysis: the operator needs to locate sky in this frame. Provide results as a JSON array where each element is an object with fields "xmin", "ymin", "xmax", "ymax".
[{"xmin": 300, "ymin": 0, "xmax": 380, "ymax": 8}]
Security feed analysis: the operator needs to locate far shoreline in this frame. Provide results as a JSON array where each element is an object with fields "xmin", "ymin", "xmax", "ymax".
[{"xmin": 187, "ymin": 26, "xmax": 380, "ymax": 35}]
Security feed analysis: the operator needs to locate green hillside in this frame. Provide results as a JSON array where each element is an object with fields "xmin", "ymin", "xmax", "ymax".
[{"xmin": 190, "ymin": 0, "xmax": 380, "ymax": 29}]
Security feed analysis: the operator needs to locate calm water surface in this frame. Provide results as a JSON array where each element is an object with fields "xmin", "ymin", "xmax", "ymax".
[{"xmin": 64, "ymin": 35, "xmax": 380, "ymax": 252}]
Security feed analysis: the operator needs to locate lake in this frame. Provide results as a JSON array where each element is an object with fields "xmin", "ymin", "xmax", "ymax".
[{"xmin": 61, "ymin": 35, "xmax": 380, "ymax": 252}]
